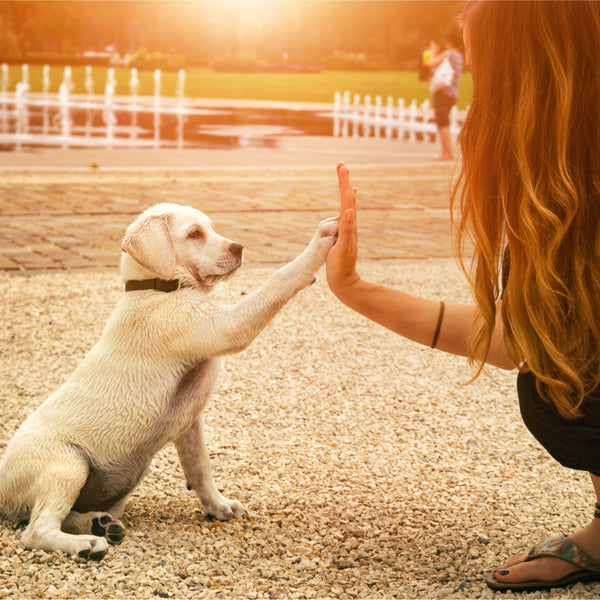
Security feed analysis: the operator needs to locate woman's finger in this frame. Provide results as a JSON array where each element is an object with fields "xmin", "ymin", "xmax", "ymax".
[{"xmin": 337, "ymin": 163, "xmax": 356, "ymax": 218}]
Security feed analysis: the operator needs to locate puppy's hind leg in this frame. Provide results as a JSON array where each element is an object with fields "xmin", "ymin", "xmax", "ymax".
[
  {"xmin": 21, "ymin": 451, "xmax": 109, "ymax": 560},
  {"xmin": 62, "ymin": 491, "xmax": 129, "ymax": 547},
  {"xmin": 62, "ymin": 511, "xmax": 125, "ymax": 546},
  {"xmin": 175, "ymin": 415, "xmax": 246, "ymax": 521}
]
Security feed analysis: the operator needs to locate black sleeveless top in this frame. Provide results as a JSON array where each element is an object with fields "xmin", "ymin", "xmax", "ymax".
[{"xmin": 503, "ymin": 248, "xmax": 600, "ymax": 477}]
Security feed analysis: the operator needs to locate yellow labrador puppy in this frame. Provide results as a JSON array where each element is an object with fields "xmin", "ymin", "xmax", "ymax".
[{"xmin": 0, "ymin": 203, "xmax": 338, "ymax": 560}]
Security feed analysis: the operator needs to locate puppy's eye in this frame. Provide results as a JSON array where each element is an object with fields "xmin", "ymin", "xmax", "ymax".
[{"xmin": 188, "ymin": 229, "xmax": 205, "ymax": 240}]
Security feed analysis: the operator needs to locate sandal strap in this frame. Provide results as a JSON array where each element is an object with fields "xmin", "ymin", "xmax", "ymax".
[{"xmin": 527, "ymin": 538, "xmax": 600, "ymax": 573}]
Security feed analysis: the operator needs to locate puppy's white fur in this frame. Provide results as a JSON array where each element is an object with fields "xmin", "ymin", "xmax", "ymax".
[{"xmin": 0, "ymin": 202, "xmax": 337, "ymax": 560}]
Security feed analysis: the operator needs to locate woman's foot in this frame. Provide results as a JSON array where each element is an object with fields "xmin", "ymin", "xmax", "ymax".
[{"xmin": 490, "ymin": 520, "xmax": 600, "ymax": 588}]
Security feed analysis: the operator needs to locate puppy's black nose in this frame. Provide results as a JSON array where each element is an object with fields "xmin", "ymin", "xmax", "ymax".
[{"xmin": 229, "ymin": 242, "xmax": 243, "ymax": 258}]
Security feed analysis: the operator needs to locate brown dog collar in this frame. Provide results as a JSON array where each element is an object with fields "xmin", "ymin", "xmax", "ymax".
[{"xmin": 125, "ymin": 278, "xmax": 180, "ymax": 293}]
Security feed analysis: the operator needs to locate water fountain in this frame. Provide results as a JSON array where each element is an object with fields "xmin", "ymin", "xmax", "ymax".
[
  {"xmin": 0, "ymin": 62, "xmax": 457, "ymax": 151},
  {"xmin": 153, "ymin": 69, "xmax": 161, "ymax": 149},
  {"xmin": 176, "ymin": 69, "xmax": 186, "ymax": 149},
  {"xmin": 42, "ymin": 65, "xmax": 50, "ymax": 135},
  {"xmin": 84, "ymin": 65, "xmax": 94, "ymax": 137},
  {"xmin": 103, "ymin": 67, "xmax": 116, "ymax": 147},
  {"xmin": 58, "ymin": 66, "xmax": 73, "ymax": 147},
  {"xmin": 1, "ymin": 63, "xmax": 9, "ymax": 135},
  {"xmin": 21, "ymin": 64, "xmax": 29, "ymax": 91}
]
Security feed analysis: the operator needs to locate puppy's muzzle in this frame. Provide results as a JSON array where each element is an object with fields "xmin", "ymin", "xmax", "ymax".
[{"xmin": 214, "ymin": 242, "xmax": 244, "ymax": 277}]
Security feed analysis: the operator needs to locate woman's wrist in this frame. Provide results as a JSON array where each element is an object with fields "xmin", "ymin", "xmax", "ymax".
[{"xmin": 328, "ymin": 273, "xmax": 363, "ymax": 304}]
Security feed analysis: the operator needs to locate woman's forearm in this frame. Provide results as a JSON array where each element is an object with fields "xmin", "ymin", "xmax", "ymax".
[
  {"xmin": 332, "ymin": 278, "xmax": 448, "ymax": 346},
  {"xmin": 332, "ymin": 278, "xmax": 516, "ymax": 369}
]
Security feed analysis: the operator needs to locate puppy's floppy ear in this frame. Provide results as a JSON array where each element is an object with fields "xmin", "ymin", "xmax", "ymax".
[{"xmin": 121, "ymin": 213, "xmax": 176, "ymax": 279}]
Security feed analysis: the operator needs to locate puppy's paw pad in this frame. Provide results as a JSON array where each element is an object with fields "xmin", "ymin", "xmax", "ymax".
[
  {"xmin": 78, "ymin": 547, "xmax": 107, "ymax": 561},
  {"xmin": 106, "ymin": 523, "xmax": 125, "ymax": 545},
  {"xmin": 89, "ymin": 549, "xmax": 107, "ymax": 561},
  {"xmin": 91, "ymin": 515, "xmax": 125, "ymax": 545},
  {"xmin": 76, "ymin": 537, "xmax": 108, "ymax": 561}
]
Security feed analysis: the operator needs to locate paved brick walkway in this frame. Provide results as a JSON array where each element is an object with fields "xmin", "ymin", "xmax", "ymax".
[{"xmin": 0, "ymin": 139, "xmax": 458, "ymax": 272}]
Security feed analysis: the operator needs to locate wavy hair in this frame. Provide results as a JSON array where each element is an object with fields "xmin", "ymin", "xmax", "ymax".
[{"xmin": 453, "ymin": 0, "xmax": 600, "ymax": 418}]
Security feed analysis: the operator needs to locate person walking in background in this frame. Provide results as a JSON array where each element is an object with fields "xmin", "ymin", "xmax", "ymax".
[
  {"xmin": 429, "ymin": 28, "xmax": 464, "ymax": 160},
  {"xmin": 327, "ymin": 0, "xmax": 600, "ymax": 592}
]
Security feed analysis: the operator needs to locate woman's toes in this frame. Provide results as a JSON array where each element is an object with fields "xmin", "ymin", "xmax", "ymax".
[
  {"xmin": 497, "ymin": 551, "xmax": 529, "ymax": 569},
  {"xmin": 493, "ymin": 557, "xmax": 577, "ymax": 584}
]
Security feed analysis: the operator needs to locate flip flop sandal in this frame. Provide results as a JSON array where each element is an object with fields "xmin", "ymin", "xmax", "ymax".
[{"xmin": 486, "ymin": 537, "xmax": 600, "ymax": 592}]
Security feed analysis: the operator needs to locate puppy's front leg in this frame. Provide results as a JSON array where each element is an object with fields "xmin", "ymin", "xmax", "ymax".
[
  {"xmin": 208, "ymin": 217, "xmax": 338, "ymax": 355},
  {"xmin": 272, "ymin": 215, "xmax": 339, "ymax": 289},
  {"xmin": 175, "ymin": 415, "xmax": 245, "ymax": 520}
]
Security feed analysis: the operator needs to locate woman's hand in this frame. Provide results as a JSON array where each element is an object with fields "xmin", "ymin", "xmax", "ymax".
[{"xmin": 326, "ymin": 163, "xmax": 361, "ymax": 300}]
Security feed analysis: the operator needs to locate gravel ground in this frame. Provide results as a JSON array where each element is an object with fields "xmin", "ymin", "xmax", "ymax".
[{"xmin": 0, "ymin": 259, "xmax": 598, "ymax": 599}]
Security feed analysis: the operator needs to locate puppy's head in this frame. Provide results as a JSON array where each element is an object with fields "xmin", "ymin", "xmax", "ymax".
[{"xmin": 121, "ymin": 203, "xmax": 243, "ymax": 291}]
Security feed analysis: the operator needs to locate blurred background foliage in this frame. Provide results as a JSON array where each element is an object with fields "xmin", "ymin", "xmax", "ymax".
[{"xmin": 0, "ymin": 0, "xmax": 465, "ymax": 72}]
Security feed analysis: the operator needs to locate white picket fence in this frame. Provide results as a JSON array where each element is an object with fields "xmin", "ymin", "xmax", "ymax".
[{"xmin": 332, "ymin": 90, "xmax": 466, "ymax": 143}]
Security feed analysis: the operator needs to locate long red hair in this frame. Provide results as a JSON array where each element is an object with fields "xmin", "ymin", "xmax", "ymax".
[{"xmin": 453, "ymin": 0, "xmax": 600, "ymax": 418}]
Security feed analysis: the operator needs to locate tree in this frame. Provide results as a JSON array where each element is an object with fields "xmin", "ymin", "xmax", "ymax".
[{"xmin": 0, "ymin": 0, "xmax": 465, "ymax": 67}]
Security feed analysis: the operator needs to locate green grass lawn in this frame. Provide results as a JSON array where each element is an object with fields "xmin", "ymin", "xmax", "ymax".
[{"xmin": 6, "ymin": 64, "xmax": 472, "ymax": 110}]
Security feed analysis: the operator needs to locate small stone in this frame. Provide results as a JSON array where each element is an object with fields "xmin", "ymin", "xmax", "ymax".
[{"xmin": 336, "ymin": 559, "xmax": 357, "ymax": 569}]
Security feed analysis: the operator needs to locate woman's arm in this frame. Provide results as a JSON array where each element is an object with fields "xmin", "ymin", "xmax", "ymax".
[
  {"xmin": 326, "ymin": 163, "xmax": 517, "ymax": 371},
  {"xmin": 428, "ymin": 50, "xmax": 447, "ymax": 69}
]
